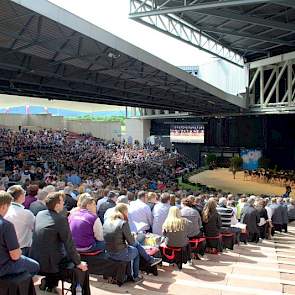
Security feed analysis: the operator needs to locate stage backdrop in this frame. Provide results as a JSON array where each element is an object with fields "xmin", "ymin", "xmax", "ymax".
[{"xmin": 241, "ymin": 149, "xmax": 262, "ymax": 170}]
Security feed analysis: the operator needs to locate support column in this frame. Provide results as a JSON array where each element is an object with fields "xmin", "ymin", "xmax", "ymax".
[
  {"xmin": 259, "ymin": 66, "xmax": 264, "ymax": 106},
  {"xmin": 275, "ymin": 66, "xmax": 279, "ymax": 103},
  {"xmin": 288, "ymin": 61, "xmax": 293, "ymax": 106}
]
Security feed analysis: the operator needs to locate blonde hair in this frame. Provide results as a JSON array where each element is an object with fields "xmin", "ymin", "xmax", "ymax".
[
  {"xmin": 202, "ymin": 197, "xmax": 217, "ymax": 223},
  {"xmin": 147, "ymin": 192, "xmax": 157, "ymax": 202},
  {"xmin": 110, "ymin": 203, "xmax": 128, "ymax": 221},
  {"xmin": 77, "ymin": 193, "xmax": 91, "ymax": 208},
  {"xmin": 162, "ymin": 206, "xmax": 186, "ymax": 232}
]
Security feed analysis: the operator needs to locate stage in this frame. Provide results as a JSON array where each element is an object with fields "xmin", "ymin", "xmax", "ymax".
[{"xmin": 189, "ymin": 168, "xmax": 289, "ymax": 196}]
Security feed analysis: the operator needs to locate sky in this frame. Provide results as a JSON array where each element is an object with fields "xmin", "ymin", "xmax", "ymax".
[{"xmin": 49, "ymin": 0, "xmax": 213, "ymax": 66}]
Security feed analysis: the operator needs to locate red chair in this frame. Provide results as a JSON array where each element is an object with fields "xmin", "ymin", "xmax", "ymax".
[
  {"xmin": 160, "ymin": 243, "xmax": 190, "ymax": 270},
  {"xmin": 205, "ymin": 234, "xmax": 222, "ymax": 254},
  {"xmin": 140, "ymin": 247, "xmax": 160, "ymax": 276},
  {"xmin": 79, "ymin": 249, "xmax": 104, "ymax": 256},
  {"xmin": 221, "ymin": 232, "xmax": 235, "ymax": 250},
  {"xmin": 189, "ymin": 237, "xmax": 206, "ymax": 256}
]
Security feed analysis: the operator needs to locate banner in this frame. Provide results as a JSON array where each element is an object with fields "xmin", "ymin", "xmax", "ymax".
[{"xmin": 240, "ymin": 149, "xmax": 262, "ymax": 170}]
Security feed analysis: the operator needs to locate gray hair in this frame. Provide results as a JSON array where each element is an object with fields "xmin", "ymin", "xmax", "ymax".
[
  {"xmin": 37, "ymin": 189, "xmax": 48, "ymax": 201},
  {"xmin": 117, "ymin": 195, "xmax": 128, "ymax": 204},
  {"xmin": 63, "ymin": 186, "xmax": 72, "ymax": 195},
  {"xmin": 43, "ymin": 185, "xmax": 56, "ymax": 194}
]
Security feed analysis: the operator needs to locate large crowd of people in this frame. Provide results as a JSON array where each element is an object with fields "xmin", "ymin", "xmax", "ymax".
[{"xmin": 0, "ymin": 127, "xmax": 294, "ymax": 294}]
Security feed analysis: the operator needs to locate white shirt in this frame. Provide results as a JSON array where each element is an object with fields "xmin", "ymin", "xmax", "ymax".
[
  {"xmin": 93, "ymin": 218, "xmax": 104, "ymax": 241},
  {"xmin": 128, "ymin": 199, "xmax": 153, "ymax": 233},
  {"xmin": 266, "ymin": 206, "xmax": 273, "ymax": 220},
  {"xmin": 152, "ymin": 203, "xmax": 171, "ymax": 236},
  {"xmin": 5, "ymin": 202, "xmax": 35, "ymax": 248}
]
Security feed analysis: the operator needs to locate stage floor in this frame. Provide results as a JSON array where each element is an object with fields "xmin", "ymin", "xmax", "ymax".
[{"xmin": 189, "ymin": 168, "xmax": 288, "ymax": 196}]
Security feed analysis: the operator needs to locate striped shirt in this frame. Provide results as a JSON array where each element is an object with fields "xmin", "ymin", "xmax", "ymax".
[{"xmin": 217, "ymin": 205, "xmax": 233, "ymax": 229}]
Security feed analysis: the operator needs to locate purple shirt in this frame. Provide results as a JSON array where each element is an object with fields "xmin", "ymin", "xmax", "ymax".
[
  {"xmin": 23, "ymin": 195, "xmax": 37, "ymax": 209},
  {"xmin": 69, "ymin": 209, "xmax": 97, "ymax": 250}
]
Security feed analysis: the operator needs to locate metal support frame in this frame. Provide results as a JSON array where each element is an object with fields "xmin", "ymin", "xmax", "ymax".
[
  {"xmin": 130, "ymin": 0, "xmax": 274, "ymax": 17},
  {"xmin": 129, "ymin": 0, "xmax": 295, "ymax": 66},
  {"xmin": 247, "ymin": 52, "xmax": 295, "ymax": 112},
  {"xmin": 129, "ymin": 0, "xmax": 244, "ymax": 66}
]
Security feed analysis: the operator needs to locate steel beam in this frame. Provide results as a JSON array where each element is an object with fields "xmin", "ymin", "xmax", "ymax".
[
  {"xmin": 129, "ymin": 0, "xmax": 243, "ymax": 66},
  {"xmin": 195, "ymin": 24, "xmax": 295, "ymax": 47},
  {"xmin": 248, "ymin": 51, "xmax": 295, "ymax": 69},
  {"xmin": 264, "ymin": 61, "xmax": 288, "ymax": 105},
  {"xmin": 193, "ymin": 9, "xmax": 295, "ymax": 32},
  {"xmin": 129, "ymin": 0, "xmax": 273, "ymax": 18},
  {"xmin": 272, "ymin": 0, "xmax": 295, "ymax": 9}
]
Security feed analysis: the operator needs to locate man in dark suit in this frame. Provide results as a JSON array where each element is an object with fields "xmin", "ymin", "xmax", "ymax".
[
  {"xmin": 31, "ymin": 191, "xmax": 90, "ymax": 293},
  {"xmin": 241, "ymin": 196, "xmax": 260, "ymax": 243}
]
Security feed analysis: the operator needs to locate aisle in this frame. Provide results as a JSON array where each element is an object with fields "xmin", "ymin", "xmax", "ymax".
[{"xmin": 36, "ymin": 224, "xmax": 295, "ymax": 295}]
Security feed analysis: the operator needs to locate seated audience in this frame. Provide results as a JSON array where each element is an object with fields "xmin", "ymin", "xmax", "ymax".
[
  {"xmin": 96, "ymin": 189, "xmax": 109, "ymax": 212},
  {"xmin": 128, "ymin": 191, "xmax": 153, "ymax": 233},
  {"xmin": 163, "ymin": 206, "xmax": 191, "ymax": 248},
  {"xmin": 5, "ymin": 185, "xmax": 35, "ymax": 256},
  {"xmin": 181, "ymin": 197, "xmax": 202, "ymax": 238},
  {"xmin": 241, "ymin": 196, "xmax": 260, "ymax": 243},
  {"xmin": 152, "ymin": 192, "xmax": 171, "ymax": 235},
  {"xmin": 256, "ymin": 199, "xmax": 269, "ymax": 240},
  {"xmin": 31, "ymin": 191, "xmax": 90, "ymax": 293},
  {"xmin": 278, "ymin": 197, "xmax": 289, "ymax": 233},
  {"xmin": 270, "ymin": 197, "xmax": 284, "ymax": 234},
  {"xmin": 236, "ymin": 197, "xmax": 246, "ymax": 221},
  {"xmin": 69, "ymin": 194, "xmax": 105, "ymax": 252},
  {"xmin": 64, "ymin": 186, "xmax": 78, "ymax": 212},
  {"xmin": 288, "ymin": 199, "xmax": 295, "ymax": 222},
  {"xmin": 29, "ymin": 188, "xmax": 48, "ymax": 216},
  {"xmin": 98, "ymin": 191, "xmax": 117, "ymax": 224},
  {"xmin": 146, "ymin": 192, "xmax": 157, "ymax": 211},
  {"xmin": 23, "ymin": 184, "xmax": 39, "ymax": 209},
  {"xmin": 202, "ymin": 197, "xmax": 222, "ymax": 253},
  {"xmin": 103, "ymin": 203, "xmax": 162, "ymax": 283},
  {"xmin": 104, "ymin": 195, "xmax": 129, "ymax": 221},
  {"xmin": 194, "ymin": 196, "xmax": 204, "ymax": 215},
  {"xmin": 217, "ymin": 197, "xmax": 234, "ymax": 230},
  {"xmin": 0, "ymin": 191, "xmax": 39, "ymax": 277}
]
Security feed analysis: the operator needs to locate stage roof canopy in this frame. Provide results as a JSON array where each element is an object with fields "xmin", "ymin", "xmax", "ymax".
[
  {"xmin": 0, "ymin": 0, "xmax": 245, "ymax": 115},
  {"xmin": 129, "ymin": 0, "xmax": 295, "ymax": 65}
]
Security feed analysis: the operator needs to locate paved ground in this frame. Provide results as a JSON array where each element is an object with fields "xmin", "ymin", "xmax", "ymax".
[
  {"xmin": 35, "ymin": 224, "xmax": 295, "ymax": 295},
  {"xmin": 189, "ymin": 168, "xmax": 288, "ymax": 195}
]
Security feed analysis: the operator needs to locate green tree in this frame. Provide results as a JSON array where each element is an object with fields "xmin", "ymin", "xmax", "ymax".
[{"xmin": 230, "ymin": 156, "xmax": 243, "ymax": 179}]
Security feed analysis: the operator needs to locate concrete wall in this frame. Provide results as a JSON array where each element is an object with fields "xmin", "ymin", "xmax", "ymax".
[
  {"xmin": 125, "ymin": 118, "xmax": 151, "ymax": 144},
  {"xmin": 66, "ymin": 120, "xmax": 121, "ymax": 141},
  {"xmin": 0, "ymin": 114, "xmax": 121, "ymax": 141}
]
